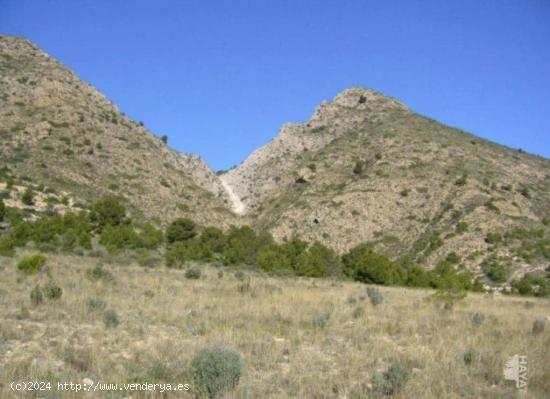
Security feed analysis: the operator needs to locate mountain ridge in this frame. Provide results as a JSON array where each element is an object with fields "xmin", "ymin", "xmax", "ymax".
[
  {"xmin": 2, "ymin": 35, "xmax": 550, "ymax": 287},
  {"xmin": 0, "ymin": 35, "xmax": 237, "ymax": 227}
]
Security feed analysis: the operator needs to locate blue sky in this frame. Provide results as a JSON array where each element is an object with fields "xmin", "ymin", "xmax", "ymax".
[{"xmin": 2, "ymin": 1, "xmax": 549, "ymax": 170}]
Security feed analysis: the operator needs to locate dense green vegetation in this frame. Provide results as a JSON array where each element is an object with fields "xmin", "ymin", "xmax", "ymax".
[{"xmin": 1, "ymin": 196, "xmax": 549, "ymax": 297}]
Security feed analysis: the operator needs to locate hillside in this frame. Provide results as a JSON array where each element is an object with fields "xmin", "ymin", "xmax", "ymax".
[
  {"xmin": 222, "ymin": 88, "xmax": 550, "ymax": 282},
  {"xmin": 0, "ymin": 36, "xmax": 236, "ymax": 227},
  {"xmin": 2, "ymin": 35, "xmax": 550, "ymax": 288}
]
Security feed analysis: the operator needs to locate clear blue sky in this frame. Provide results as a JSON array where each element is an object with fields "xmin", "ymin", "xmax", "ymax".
[{"xmin": 2, "ymin": 1, "xmax": 549, "ymax": 170}]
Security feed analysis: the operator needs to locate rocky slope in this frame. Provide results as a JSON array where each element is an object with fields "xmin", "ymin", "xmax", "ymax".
[
  {"xmin": 0, "ymin": 35, "xmax": 236, "ymax": 226},
  {"xmin": 2, "ymin": 35, "xmax": 549, "ymax": 285},
  {"xmin": 222, "ymin": 88, "xmax": 550, "ymax": 281}
]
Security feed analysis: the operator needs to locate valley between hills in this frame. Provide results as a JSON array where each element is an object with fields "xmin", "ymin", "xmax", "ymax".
[{"xmin": 0, "ymin": 35, "xmax": 549, "ymax": 398}]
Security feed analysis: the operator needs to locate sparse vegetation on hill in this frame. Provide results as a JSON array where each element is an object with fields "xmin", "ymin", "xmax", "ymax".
[
  {"xmin": 1, "ymin": 196, "xmax": 548, "ymax": 297},
  {"xmin": 0, "ymin": 35, "xmax": 235, "ymax": 228},
  {"xmin": 0, "ymin": 35, "xmax": 550, "ymax": 398}
]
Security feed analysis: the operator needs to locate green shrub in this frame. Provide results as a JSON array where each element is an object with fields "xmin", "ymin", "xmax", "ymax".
[
  {"xmin": 342, "ymin": 244, "xmax": 404, "ymax": 285},
  {"xmin": 455, "ymin": 222, "xmax": 468, "ymax": 234},
  {"xmin": 431, "ymin": 261, "xmax": 473, "ymax": 291},
  {"xmin": 296, "ymin": 241, "xmax": 341, "ymax": 277},
  {"xmin": 352, "ymin": 306, "xmax": 365, "ymax": 319},
  {"xmin": 399, "ymin": 189, "xmax": 409, "ymax": 197},
  {"xmin": 30, "ymin": 285, "xmax": 43, "ymax": 305},
  {"xmin": 463, "ymin": 349, "xmax": 477, "ymax": 366},
  {"xmin": 185, "ymin": 266, "xmax": 202, "ymax": 280},
  {"xmin": 90, "ymin": 197, "xmax": 127, "ymax": 230},
  {"xmin": 501, "ymin": 184, "xmax": 513, "ymax": 191},
  {"xmin": 403, "ymin": 263, "xmax": 434, "ymax": 288},
  {"xmin": 481, "ymin": 256, "xmax": 509, "ymax": 283},
  {"xmin": 103, "ymin": 309, "xmax": 120, "ymax": 328},
  {"xmin": 511, "ymin": 274, "xmax": 550, "ymax": 297},
  {"xmin": 165, "ymin": 238, "xmax": 213, "ymax": 268},
  {"xmin": 100, "ymin": 222, "xmax": 163, "ymax": 253},
  {"xmin": 485, "ymin": 232, "xmax": 502, "ymax": 244},
  {"xmin": 222, "ymin": 226, "xmax": 274, "ymax": 266},
  {"xmin": 21, "ymin": 188, "xmax": 35, "ymax": 206},
  {"xmin": 166, "ymin": 218, "xmax": 196, "ymax": 244},
  {"xmin": 136, "ymin": 249, "xmax": 160, "ymax": 268},
  {"xmin": 198, "ymin": 226, "xmax": 226, "ymax": 255},
  {"xmin": 256, "ymin": 249, "xmax": 291, "ymax": 274},
  {"xmin": 0, "ymin": 235, "xmax": 16, "ymax": 257},
  {"xmin": 0, "ymin": 198, "xmax": 5, "ymax": 221},
  {"xmin": 352, "ymin": 160, "xmax": 364, "ymax": 175},
  {"xmin": 484, "ymin": 199, "xmax": 499, "ymax": 213},
  {"xmin": 190, "ymin": 346, "xmax": 244, "ymax": 398},
  {"xmin": 519, "ymin": 186, "xmax": 531, "ymax": 199},
  {"xmin": 99, "ymin": 225, "xmax": 140, "ymax": 252},
  {"xmin": 366, "ymin": 286, "xmax": 383, "ymax": 305},
  {"xmin": 280, "ymin": 237, "xmax": 308, "ymax": 271},
  {"xmin": 454, "ymin": 174, "xmax": 468, "ymax": 186},
  {"xmin": 445, "ymin": 252, "xmax": 461, "ymax": 265},
  {"xmin": 165, "ymin": 242, "xmax": 188, "ymax": 268},
  {"xmin": 17, "ymin": 254, "xmax": 47, "ymax": 275},
  {"xmin": 138, "ymin": 223, "xmax": 164, "ymax": 249},
  {"xmin": 43, "ymin": 281, "xmax": 62, "ymax": 300}
]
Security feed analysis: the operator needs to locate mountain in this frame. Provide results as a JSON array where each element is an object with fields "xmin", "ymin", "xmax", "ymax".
[
  {"xmin": 2, "ymin": 35, "xmax": 549, "ymax": 283},
  {"xmin": 0, "ymin": 36, "xmax": 236, "ymax": 227},
  {"xmin": 222, "ymin": 88, "xmax": 550, "ymax": 279}
]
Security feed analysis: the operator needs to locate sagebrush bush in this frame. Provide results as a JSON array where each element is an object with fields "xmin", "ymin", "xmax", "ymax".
[
  {"xmin": 44, "ymin": 281, "xmax": 62, "ymax": 300},
  {"xmin": 17, "ymin": 254, "xmax": 47, "ymax": 275},
  {"xmin": 366, "ymin": 286, "xmax": 383, "ymax": 305},
  {"xmin": 352, "ymin": 306, "xmax": 365, "ymax": 319},
  {"xmin": 311, "ymin": 311, "xmax": 331, "ymax": 329},
  {"xmin": 471, "ymin": 312, "xmax": 485, "ymax": 327},
  {"xmin": 30, "ymin": 285, "xmax": 43, "ymax": 305},
  {"xmin": 346, "ymin": 294, "xmax": 357, "ymax": 305},
  {"xmin": 372, "ymin": 359, "xmax": 411, "ymax": 396},
  {"xmin": 532, "ymin": 318, "xmax": 545, "ymax": 335},
  {"xmin": 234, "ymin": 270, "xmax": 245, "ymax": 281},
  {"xmin": 103, "ymin": 309, "xmax": 120, "ymax": 328},
  {"xmin": 86, "ymin": 297, "xmax": 107, "ymax": 312},
  {"xmin": 190, "ymin": 346, "xmax": 243, "ymax": 398},
  {"xmin": 185, "ymin": 266, "xmax": 202, "ymax": 280},
  {"xmin": 86, "ymin": 264, "xmax": 114, "ymax": 282}
]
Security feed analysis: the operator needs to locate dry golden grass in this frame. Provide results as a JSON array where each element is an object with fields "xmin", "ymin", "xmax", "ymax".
[{"xmin": 0, "ymin": 253, "xmax": 548, "ymax": 398}]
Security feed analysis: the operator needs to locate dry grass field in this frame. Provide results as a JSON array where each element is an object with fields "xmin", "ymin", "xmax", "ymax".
[{"xmin": 0, "ymin": 252, "xmax": 548, "ymax": 398}]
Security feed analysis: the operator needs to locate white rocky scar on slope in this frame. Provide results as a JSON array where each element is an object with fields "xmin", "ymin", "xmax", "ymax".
[{"xmin": 219, "ymin": 176, "xmax": 246, "ymax": 215}]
